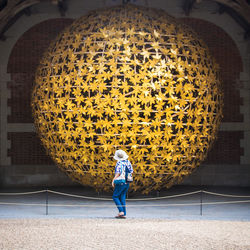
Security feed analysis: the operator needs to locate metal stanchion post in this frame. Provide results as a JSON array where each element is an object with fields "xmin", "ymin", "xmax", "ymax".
[
  {"xmin": 200, "ymin": 190, "xmax": 203, "ymax": 216},
  {"xmin": 46, "ymin": 189, "xmax": 48, "ymax": 215}
]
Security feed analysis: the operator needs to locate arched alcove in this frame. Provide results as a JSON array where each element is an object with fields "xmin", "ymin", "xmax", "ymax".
[{"xmin": 5, "ymin": 16, "xmax": 245, "ymax": 172}]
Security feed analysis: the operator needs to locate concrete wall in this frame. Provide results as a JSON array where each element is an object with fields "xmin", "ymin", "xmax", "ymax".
[
  {"xmin": 0, "ymin": 165, "xmax": 75, "ymax": 187},
  {"xmin": 0, "ymin": 0, "xmax": 249, "ymax": 189}
]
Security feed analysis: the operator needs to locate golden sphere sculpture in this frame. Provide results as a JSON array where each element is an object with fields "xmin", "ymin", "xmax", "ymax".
[{"xmin": 32, "ymin": 4, "xmax": 223, "ymax": 194}]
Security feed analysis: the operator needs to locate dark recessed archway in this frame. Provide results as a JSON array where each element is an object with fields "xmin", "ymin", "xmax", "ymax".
[
  {"xmin": 7, "ymin": 18, "xmax": 74, "ymax": 165},
  {"xmin": 180, "ymin": 17, "xmax": 243, "ymax": 123},
  {"xmin": 180, "ymin": 18, "xmax": 244, "ymax": 164}
]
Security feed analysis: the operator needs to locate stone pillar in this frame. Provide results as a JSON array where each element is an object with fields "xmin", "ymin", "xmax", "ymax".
[
  {"xmin": 239, "ymin": 72, "xmax": 250, "ymax": 164},
  {"xmin": 0, "ymin": 66, "xmax": 11, "ymax": 166}
]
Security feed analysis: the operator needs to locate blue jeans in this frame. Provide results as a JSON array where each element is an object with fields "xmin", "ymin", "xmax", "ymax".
[{"xmin": 112, "ymin": 183, "xmax": 129, "ymax": 216}]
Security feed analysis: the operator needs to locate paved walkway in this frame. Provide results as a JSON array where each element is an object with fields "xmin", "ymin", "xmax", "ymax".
[{"xmin": 0, "ymin": 186, "xmax": 249, "ymax": 221}]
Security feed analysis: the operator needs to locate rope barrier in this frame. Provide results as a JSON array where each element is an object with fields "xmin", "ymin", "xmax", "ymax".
[
  {"xmin": 202, "ymin": 190, "xmax": 250, "ymax": 198},
  {"xmin": 0, "ymin": 190, "xmax": 47, "ymax": 196},
  {"xmin": 47, "ymin": 190, "xmax": 112, "ymax": 201},
  {"xmin": 0, "ymin": 200, "xmax": 249, "ymax": 208},
  {"xmin": 0, "ymin": 189, "xmax": 250, "ymax": 199},
  {"xmin": 47, "ymin": 189, "xmax": 201, "ymax": 201},
  {"xmin": 0, "ymin": 202, "xmax": 45, "ymax": 206},
  {"xmin": 1, "ymin": 189, "xmax": 249, "ymax": 217},
  {"xmin": 127, "ymin": 190, "xmax": 201, "ymax": 201}
]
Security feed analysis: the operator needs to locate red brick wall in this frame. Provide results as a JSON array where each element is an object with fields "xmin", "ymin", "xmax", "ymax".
[
  {"xmin": 205, "ymin": 131, "xmax": 244, "ymax": 164},
  {"xmin": 8, "ymin": 132, "xmax": 53, "ymax": 165},
  {"xmin": 180, "ymin": 18, "xmax": 244, "ymax": 164},
  {"xmin": 180, "ymin": 18, "xmax": 243, "ymax": 123},
  {"xmin": 7, "ymin": 18, "xmax": 74, "ymax": 165},
  {"xmin": 7, "ymin": 18, "xmax": 74, "ymax": 123}
]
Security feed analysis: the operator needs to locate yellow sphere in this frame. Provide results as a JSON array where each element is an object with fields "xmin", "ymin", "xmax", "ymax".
[{"xmin": 32, "ymin": 4, "xmax": 223, "ymax": 193}]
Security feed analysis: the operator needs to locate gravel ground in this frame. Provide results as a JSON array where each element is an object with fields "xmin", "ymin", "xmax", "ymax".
[{"xmin": 0, "ymin": 218, "xmax": 250, "ymax": 250}]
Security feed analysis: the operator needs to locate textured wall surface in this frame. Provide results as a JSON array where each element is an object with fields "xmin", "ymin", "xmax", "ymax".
[
  {"xmin": 0, "ymin": 0, "xmax": 249, "ymax": 189},
  {"xmin": 180, "ymin": 18, "xmax": 243, "ymax": 123}
]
